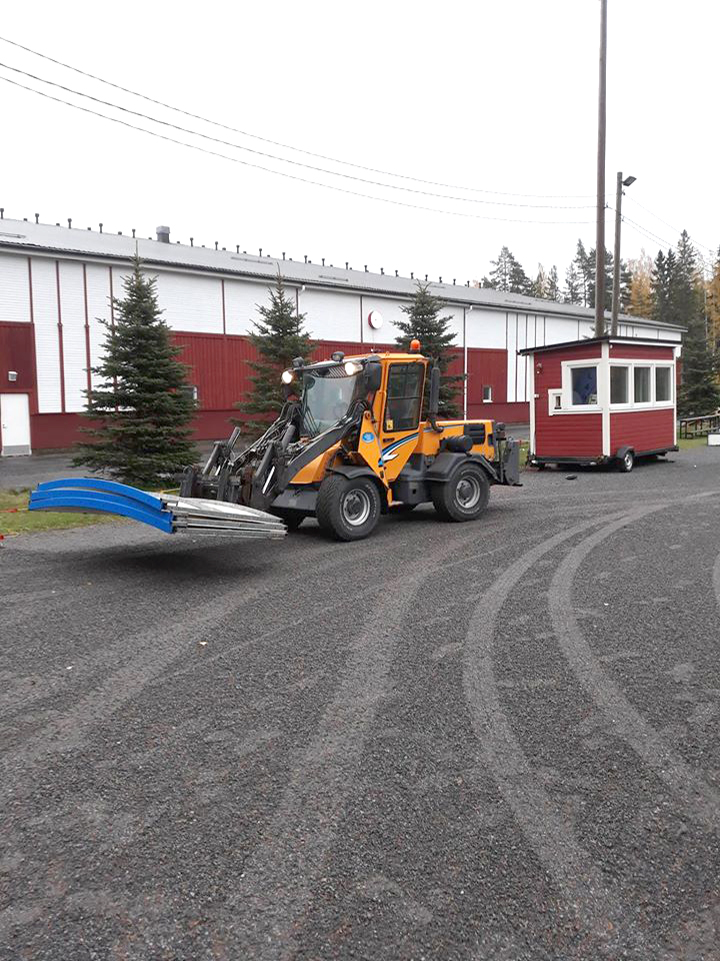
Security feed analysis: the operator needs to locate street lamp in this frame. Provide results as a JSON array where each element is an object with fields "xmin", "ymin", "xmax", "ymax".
[{"xmin": 610, "ymin": 172, "xmax": 637, "ymax": 336}]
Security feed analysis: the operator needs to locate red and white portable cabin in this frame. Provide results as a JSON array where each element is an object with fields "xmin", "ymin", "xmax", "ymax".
[{"xmin": 520, "ymin": 336, "xmax": 679, "ymax": 471}]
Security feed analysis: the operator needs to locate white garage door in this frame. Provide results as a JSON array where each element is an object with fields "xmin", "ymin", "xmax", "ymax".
[{"xmin": 1, "ymin": 393, "xmax": 32, "ymax": 456}]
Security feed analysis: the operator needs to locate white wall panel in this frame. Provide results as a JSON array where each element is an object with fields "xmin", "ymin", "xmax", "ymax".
[
  {"xmin": 0, "ymin": 253, "xmax": 31, "ymax": 322},
  {"xmin": 442, "ymin": 307, "xmax": 464, "ymax": 346},
  {"xmin": 58, "ymin": 261, "xmax": 87, "ymax": 412},
  {"xmin": 506, "ymin": 312, "xmax": 518, "ymax": 402},
  {"xmin": 545, "ymin": 316, "xmax": 574, "ymax": 346},
  {"xmin": 31, "ymin": 258, "xmax": 62, "ymax": 413},
  {"xmin": 465, "ymin": 308, "xmax": 507, "ymax": 348},
  {"xmin": 155, "ymin": 271, "xmax": 222, "ymax": 333},
  {"xmin": 298, "ymin": 289, "xmax": 359, "ymax": 341},
  {"xmin": 361, "ymin": 295, "xmax": 409, "ymax": 346},
  {"xmin": 85, "ymin": 264, "xmax": 112, "ymax": 390},
  {"xmin": 224, "ymin": 278, "xmax": 274, "ymax": 335}
]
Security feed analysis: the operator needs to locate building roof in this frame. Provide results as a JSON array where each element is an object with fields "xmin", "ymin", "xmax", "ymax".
[
  {"xmin": 0, "ymin": 215, "xmax": 684, "ymax": 331},
  {"xmin": 518, "ymin": 335, "xmax": 681, "ymax": 356}
]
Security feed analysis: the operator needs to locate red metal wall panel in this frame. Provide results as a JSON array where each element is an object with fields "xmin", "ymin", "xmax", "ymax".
[
  {"xmin": 467, "ymin": 348, "xmax": 507, "ymax": 408},
  {"xmin": 533, "ymin": 343, "xmax": 603, "ymax": 457},
  {"xmin": 0, "ymin": 321, "xmax": 36, "ymax": 397},
  {"xmin": 609, "ymin": 344, "xmax": 675, "ymax": 361},
  {"xmin": 468, "ymin": 401, "xmax": 528, "ymax": 423},
  {"xmin": 610, "ymin": 408, "xmax": 675, "ymax": 454}
]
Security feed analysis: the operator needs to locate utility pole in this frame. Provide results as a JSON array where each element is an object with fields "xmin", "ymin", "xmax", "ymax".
[
  {"xmin": 611, "ymin": 172, "xmax": 636, "ymax": 336},
  {"xmin": 594, "ymin": 0, "xmax": 608, "ymax": 337}
]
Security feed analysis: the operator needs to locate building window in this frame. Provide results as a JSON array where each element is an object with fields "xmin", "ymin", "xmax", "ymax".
[
  {"xmin": 610, "ymin": 366, "xmax": 629, "ymax": 404},
  {"xmin": 571, "ymin": 366, "xmax": 598, "ymax": 406},
  {"xmin": 181, "ymin": 385, "xmax": 199, "ymax": 404},
  {"xmin": 656, "ymin": 366, "xmax": 671, "ymax": 403},
  {"xmin": 482, "ymin": 385, "xmax": 492, "ymax": 402},
  {"xmin": 634, "ymin": 367, "xmax": 651, "ymax": 403}
]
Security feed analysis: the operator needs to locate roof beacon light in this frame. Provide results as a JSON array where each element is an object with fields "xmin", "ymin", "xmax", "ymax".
[
  {"xmin": 281, "ymin": 369, "xmax": 294, "ymax": 384},
  {"xmin": 410, "ymin": 339, "xmax": 421, "ymax": 352}
]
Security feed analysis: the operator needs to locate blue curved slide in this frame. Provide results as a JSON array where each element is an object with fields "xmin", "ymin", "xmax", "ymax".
[
  {"xmin": 28, "ymin": 478, "xmax": 287, "ymax": 538},
  {"xmin": 29, "ymin": 478, "xmax": 174, "ymax": 533}
]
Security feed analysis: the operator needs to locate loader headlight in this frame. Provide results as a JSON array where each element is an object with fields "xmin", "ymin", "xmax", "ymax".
[
  {"xmin": 344, "ymin": 361, "xmax": 361, "ymax": 375},
  {"xmin": 281, "ymin": 369, "xmax": 294, "ymax": 384}
]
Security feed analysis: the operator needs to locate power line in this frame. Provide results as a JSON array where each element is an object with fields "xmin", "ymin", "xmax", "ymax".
[
  {"xmin": 0, "ymin": 59, "xmax": 594, "ymax": 212},
  {"xmin": 625, "ymin": 196, "xmax": 715, "ymax": 255},
  {"xmin": 0, "ymin": 73, "xmax": 595, "ymax": 227},
  {"xmin": 0, "ymin": 33, "xmax": 594, "ymax": 201}
]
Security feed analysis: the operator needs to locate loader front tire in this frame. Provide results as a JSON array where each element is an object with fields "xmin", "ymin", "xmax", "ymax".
[
  {"xmin": 432, "ymin": 463, "xmax": 490, "ymax": 522},
  {"xmin": 316, "ymin": 474, "xmax": 381, "ymax": 541}
]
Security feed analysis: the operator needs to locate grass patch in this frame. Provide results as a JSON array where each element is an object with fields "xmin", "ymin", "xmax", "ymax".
[
  {"xmin": 677, "ymin": 436, "xmax": 713, "ymax": 450},
  {"xmin": 0, "ymin": 488, "xmax": 116, "ymax": 536}
]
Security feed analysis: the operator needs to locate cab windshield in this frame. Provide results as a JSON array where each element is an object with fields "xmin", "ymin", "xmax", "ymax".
[{"xmin": 300, "ymin": 366, "xmax": 361, "ymax": 436}]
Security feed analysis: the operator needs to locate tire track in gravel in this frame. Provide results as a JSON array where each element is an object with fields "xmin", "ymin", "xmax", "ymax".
[
  {"xmin": 0, "ymin": 525, "xmax": 435, "ymax": 771},
  {"xmin": 221, "ymin": 522, "xmax": 496, "ymax": 961},
  {"xmin": 714, "ymin": 551, "xmax": 720, "ymax": 613},
  {"xmin": 463, "ymin": 509, "xmax": 638, "ymax": 942},
  {"xmin": 548, "ymin": 505, "xmax": 720, "ymax": 831}
]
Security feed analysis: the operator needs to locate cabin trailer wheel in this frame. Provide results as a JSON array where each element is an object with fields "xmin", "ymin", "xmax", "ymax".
[
  {"xmin": 432, "ymin": 463, "xmax": 490, "ymax": 522},
  {"xmin": 316, "ymin": 474, "xmax": 381, "ymax": 541},
  {"xmin": 617, "ymin": 448, "xmax": 635, "ymax": 473}
]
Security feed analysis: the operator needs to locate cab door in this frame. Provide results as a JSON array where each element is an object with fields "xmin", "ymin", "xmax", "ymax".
[{"xmin": 380, "ymin": 362, "xmax": 426, "ymax": 479}]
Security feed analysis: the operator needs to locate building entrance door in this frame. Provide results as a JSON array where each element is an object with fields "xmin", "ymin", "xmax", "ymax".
[{"xmin": 1, "ymin": 393, "xmax": 32, "ymax": 456}]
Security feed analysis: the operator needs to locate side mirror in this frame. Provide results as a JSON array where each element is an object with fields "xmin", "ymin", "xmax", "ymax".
[{"xmin": 363, "ymin": 360, "xmax": 382, "ymax": 392}]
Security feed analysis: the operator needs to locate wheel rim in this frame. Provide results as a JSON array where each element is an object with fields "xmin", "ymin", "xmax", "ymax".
[
  {"xmin": 456, "ymin": 473, "xmax": 482, "ymax": 509},
  {"xmin": 624, "ymin": 452, "xmax": 633, "ymax": 470},
  {"xmin": 342, "ymin": 488, "xmax": 372, "ymax": 526}
]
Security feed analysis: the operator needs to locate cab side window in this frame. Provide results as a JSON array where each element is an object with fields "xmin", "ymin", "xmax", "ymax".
[{"xmin": 385, "ymin": 363, "xmax": 424, "ymax": 431}]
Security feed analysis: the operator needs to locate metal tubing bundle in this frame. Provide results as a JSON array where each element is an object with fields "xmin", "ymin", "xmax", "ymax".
[{"xmin": 28, "ymin": 479, "xmax": 286, "ymax": 538}]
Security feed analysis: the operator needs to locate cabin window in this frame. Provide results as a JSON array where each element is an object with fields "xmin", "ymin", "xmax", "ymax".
[
  {"xmin": 610, "ymin": 366, "xmax": 629, "ymax": 404},
  {"xmin": 482, "ymin": 385, "xmax": 492, "ymax": 402},
  {"xmin": 384, "ymin": 363, "xmax": 424, "ymax": 431},
  {"xmin": 634, "ymin": 366, "xmax": 651, "ymax": 404},
  {"xmin": 571, "ymin": 366, "xmax": 598, "ymax": 406},
  {"xmin": 656, "ymin": 366, "xmax": 671, "ymax": 402}
]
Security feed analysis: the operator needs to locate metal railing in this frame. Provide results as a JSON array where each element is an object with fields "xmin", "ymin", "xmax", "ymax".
[{"xmin": 678, "ymin": 413, "xmax": 720, "ymax": 439}]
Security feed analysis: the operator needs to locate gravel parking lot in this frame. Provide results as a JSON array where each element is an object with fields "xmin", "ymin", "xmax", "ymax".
[{"xmin": 2, "ymin": 449, "xmax": 719, "ymax": 960}]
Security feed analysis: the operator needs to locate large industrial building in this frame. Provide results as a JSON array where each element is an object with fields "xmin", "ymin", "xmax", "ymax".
[{"xmin": 0, "ymin": 215, "xmax": 683, "ymax": 455}]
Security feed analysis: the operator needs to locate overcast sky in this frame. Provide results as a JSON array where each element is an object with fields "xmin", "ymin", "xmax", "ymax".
[{"xmin": 1, "ymin": 0, "xmax": 717, "ymax": 288}]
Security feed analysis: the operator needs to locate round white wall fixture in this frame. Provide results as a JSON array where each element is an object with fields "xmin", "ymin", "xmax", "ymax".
[{"xmin": 368, "ymin": 310, "xmax": 383, "ymax": 330}]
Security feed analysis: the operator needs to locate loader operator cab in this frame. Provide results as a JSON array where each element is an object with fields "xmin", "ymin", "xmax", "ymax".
[{"xmin": 295, "ymin": 355, "xmax": 387, "ymax": 438}]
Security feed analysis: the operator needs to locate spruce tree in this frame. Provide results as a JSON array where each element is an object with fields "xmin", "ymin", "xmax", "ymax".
[
  {"xmin": 679, "ymin": 315, "xmax": 720, "ymax": 417},
  {"xmin": 651, "ymin": 250, "xmax": 678, "ymax": 325},
  {"xmin": 73, "ymin": 258, "xmax": 198, "ymax": 489},
  {"xmin": 707, "ymin": 247, "xmax": 720, "ymax": 354},
  {"xmin": 529, "ymin": 264, "xmax": 547, "ymax": 299},
  {"xmin": 574, "ymin": 240, "xmax": 592, "ymax": 306},
  {"xmin": 395, "ymin": 282, "xmax": 464, "ymax": 417},
  {"xmin": 489, "ymin": 246, "xmax": 529, "ymax": 294},
  {"xmin": 564, "ymin": 264, "xmax": 582, "ymax": 304},
  {"xmin": 546, "ymin": 265, "xmax": 561, "ymax": 302},
  {"xmin": 235, "ymin": 272, "xmax": 312, "ymax": 437}
]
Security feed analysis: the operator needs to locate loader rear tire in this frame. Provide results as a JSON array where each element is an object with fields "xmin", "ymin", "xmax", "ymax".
[
  {"xmin": 316, "ymin": 474, "xmax": 381, "ymax": 541},
  {"xmin": 432, "ymin": 463, "xmax": 490, "ymax": 522}
]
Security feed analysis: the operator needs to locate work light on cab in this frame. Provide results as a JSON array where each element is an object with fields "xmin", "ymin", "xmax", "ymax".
[
  {"xmin": 281, "ymin": 369, "xmax": 294, "ymax": 384},
  {"xmin": 344, "ymin": 361, "xmax": 362, "ymax": 375}
]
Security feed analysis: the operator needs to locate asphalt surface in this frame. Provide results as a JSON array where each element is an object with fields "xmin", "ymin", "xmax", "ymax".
[{"xmin": 1, "ymin": 449, "xmax": 720, "ymax": 961}]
